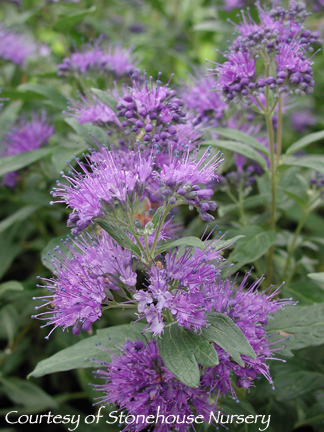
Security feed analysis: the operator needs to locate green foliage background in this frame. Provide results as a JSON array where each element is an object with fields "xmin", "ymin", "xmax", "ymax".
[{"xmin": 1, "ymin": 1, "xmax": 324, "ymax": 431}]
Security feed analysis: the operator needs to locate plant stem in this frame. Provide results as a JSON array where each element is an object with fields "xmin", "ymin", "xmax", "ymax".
[
  {"xmin": 282, "ymin": 208, "xmax": 309, "ymax": 281},
  {"xmin": 151, "ymin": 204, "xmax": 172, "ymax": 258},
  {"xmin": 276, "ymin": 93, "xmax": 283, "ymax": 164},
  {"xmin": 264, "ymin": 97, "xmax": 277, "ymax": 285}
]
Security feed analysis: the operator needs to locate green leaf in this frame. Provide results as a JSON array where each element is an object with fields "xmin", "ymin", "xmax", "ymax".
[
  {"xmin": 0, "ymin": 147, "xmax": 54, "ymax": 177},
  {"xmin": 273, "ymin": 370, "xmax": 324, "ymax": 401},
  {"xmin": 98, "ymin": 220, "xmax": 141, "ymax": 258},
  {"xmin": 64, "ymin": 117, "xmax": 109, "ymax": 146},
  {"xmin": 151, "ymin": 206, "xmax": 164, "ymax": 228},
  {"xmin": 206, "ymin": 140, "xmax": 267, "ymax": 170},
  {"xmin": 266, "ymin": 303, "xmax": 324, "ymax": 357},
  {"xmin": 228, "ymin": 227, "xmax": 277, "ymax": 271},
  {"xmin": 155, "ymin": 236, "xmax": 205, "ymax": 255},
  {"xmin": 91, "ymin": 88, "xmax": 118, "ymax": 111},
  {"xmin": 0, "ymin": 281, "xmax": 24, "ymax": 298},
  {"xmin": 53, "ymin": 6, "xmax": 97, "ymax": 31},
  {"xmin": 214, "ymin": 235, "xmax": 245, "ymax": 251},
  {"xmin": 307, "ymin": 272, "xmax": 324, "ymax": 283},
  {"xmin": 281, "ymin": 155, "xmax": 324, "ymax": 175},
  {"xmin": 0, "ymin": 206, "xmax": 39, "ymax": 234},
  {"xmin": 51, "ymin": 144, "xmax": 83, "ymax": 172},
  {"xmin": 17, "ymin": 83, "xmax": 66, "ymax": 110},
  {"xmin": 202, "ymin": 312, "xmax": 256, "ymax": 367},
  {"xmin": 28, "ymin": 323, "xmax": 146, "ymax": 378},
  {"xmin": 182, "ymin": 328, "xmax": 219, "ymax": 367},
  {"xmin": 285, "ymin": 130, "xmax": 324, "ymax": 156},
  {"xmin": 157, "ymin": 323, "xmax": 200, "ymax": 388},
  {"xmin": 211, "ymin": 127, "xmax": 269, "ymax": 156},
  {"xmin": 0, "ymin": 377, "xmax": 58, "ymax": 409}
]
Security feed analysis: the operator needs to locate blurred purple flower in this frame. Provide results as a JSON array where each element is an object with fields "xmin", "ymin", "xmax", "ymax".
[
  {"xmin": 1, "ymin": 112, "xmax": 54, "ymax": 187},
  {"xmin": 290, "ymin": 109, "xmax": 317, "ymax": 132},
  {"xmin": 0, "ymin": 24, "xmax": 39, "ymax": 65}
]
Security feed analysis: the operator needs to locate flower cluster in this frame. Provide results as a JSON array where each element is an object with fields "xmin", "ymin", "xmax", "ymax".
[
  {"xmin": 93, "ymin": 339, "xmax": 213, "ymax": 432},
  {"xmin": 0, "ymin": 112, "xmax": 54, "ymax": 187},
  {"xmin": 32, "ymin": 231, "xmax": 137, "ymax": 338},
  {"xmin": 0, "ymin": 24, "xmax": 43, "ymax": 65},
  {"xmin": 209, "ymin": 1, "xmax": 321, "ymax": 103},
  {"xmin": 58, "ymin": 41, "xmax": 138, "ymax": 78}
]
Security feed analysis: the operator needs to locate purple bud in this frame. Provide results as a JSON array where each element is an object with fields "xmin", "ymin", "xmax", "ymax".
[
  {"xmin": 82, "ymin": 320, "xmax": 92, "ymax": 332},
  {"xmin": 123, "ymin": 93, "xmax": 133, "ymax": 102},
  {"xmin": 278, "ymin": 71, "xmax": 287, "ymax": 79},
  {"xmin": 153, "ymin": 133, "xmax": 160, "ymax": 141},
  {"xmin": 138, "ymin": 107, "xmax": 147, "ymax": 117},
  {"xmin": 136, "ymin": 120, "xmax": 144, "ymax": 128},
  {"xmin": 265, "ymin": 76, "xmax": 275, "ymax": 85},
  {"xmin": 197, "ymin": 189, "xmax": 213, "ymax": 200},
  {"xmin": 160, "ymin": 131, "xmax": 168, "ymax": 140},
  {"xmin": 168, "ymin": 125, "xmax": 177, "ymax": 135},
  {"xmin": 149, "ymin": 111, "xmax": 157, "ymax": 120},
  {"xmin": 143, "ymin": 134, "xmax": 151, "ymax": 142},
  {"xmin": 125, "ymin": 110, "xmax": 134, "ymax": 119},
  {"xmin": 145, "ymin": 123, "xmax": 153, "ymax": 132},
  {"xmin": 177, "ymin": 188, "xmax": 186, "ymax": 196},
  {"xmin": 168, "ymin": 197, "xmax": 176, "ymax": 205}
]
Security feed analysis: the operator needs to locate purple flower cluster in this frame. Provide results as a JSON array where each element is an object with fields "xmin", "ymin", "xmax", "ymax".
[
  {"xmin": 0, "ymin": 24, "xmax": 39, "ymax": 65},
  {"xmin": 1, "ymin": 112, "xmax": 54, "ymax": 187},
  {"xmin": 32, "ymin": 231, "xmax": 137, "ymax": 338},
  {"xmin": 50, "ymin": 148, "xmax": 154, "ymax": 235},
  {"xmin": 58, "ymin": 41, "xmax": 138, "ymax": 78},
  {"xmin": 93, "ymin": 339, "xmax": 213, "ymax": 432},
  {"xmin": 209, "ymin": 1, "xmax": 321, "ymax": 103}
]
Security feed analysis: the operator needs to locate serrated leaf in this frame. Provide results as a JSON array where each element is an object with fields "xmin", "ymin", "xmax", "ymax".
[
  {"xmin": 0, "ymin": 147, "xmax": 54, "ymax": 177},
  {"xmin": 0, "ymin": 206, "xmax": 39, "ymax": 234},
  {"xmin": 28, "ymin": 323, "xmax": 146, "ymax": 378},
  {"xmin": 0, "ymin": 281, "xmax": 24, "ymax": 297},
  {"xmin": 157, "ymin": 323, "xmax": 200, "ymax": 388},
  {"xmin": 285, "ymin": 130, "xmax": 324, "ymax": 156},
  {"xmin": 205, "ymin": 140, "xmax": 267, "ymax": 170},
  {"xmin": 211, "ymin": 127, "xmax": 269, "ymax": 156},
  {"xmin": 97, "ymin": 220, "xmax": 141, "ymax": 258},
  {"xmin": 202, "ymin": 312, "xmax": 256, "ymax": 367},
  {"xmin": 90, "ymin": 88, "xmax": 118, "ymax": 111},
  {"xmin": 266, "ymin": 303, "xmax": 324, "ymax": 357}
]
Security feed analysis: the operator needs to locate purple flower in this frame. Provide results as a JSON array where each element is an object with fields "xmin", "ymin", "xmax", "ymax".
[
  {"xmin": 92, "ymin": 339, "xmax": 213, "ymax": 431},
  {"xmin": 201, "ymin": 273, "xmax": 294, "ymax": 399},
  {"xmin": 0, "ymin": 24, "xmax": 39, "ymax": 65},
  {"xmin": 1, "ymin": 112, "xmax": 54, "ymax": 187},
  {"xmin": 153, "ymin": 146, "xmax": 222, "ymax": 221},
  {"xmin": 58, "ymin": 40, "xmax": 138, "ymax": 77},
  {"xmin": 67, "ymin": 94, "xmax": 120, "ymax": 127},
  {"xmin": 179, "ymin": 72, "xmax": 226, "ymax": 122},
  {"xmin": 51, "ymin": 148, "xmax": 154, "ymax": 234},
  {"xmin": 222, "ymin": 0, "xmax": 246, "ymax": 11},
  {"xmin": 32, "ymin": 231, "xmax": 137, "ymax": 338},
  {"xmin": 290, "ymin": 108, "xmax": 317, "ymax": 132},
  {"xmin": 134, "ymin": 235, "xmax": 227, "ymax": 335}
]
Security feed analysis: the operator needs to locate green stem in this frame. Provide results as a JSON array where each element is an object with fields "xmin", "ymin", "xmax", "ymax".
[
  {"xmin": 276, "ymin": 93, "xmax": 283, "ymax": 164},
  {"xmin": 265, "ymin": 100, "xmax": 277, "ymax": 285},
  {"xmin": 282, "ymin": 208, "xmax": 309, "ymax": 281},
  {"xmin": 151, "ymin": 204, "xmax": 172, "ymax": 258},
  {"xmin": 238, "ymin": 182, "xmax": 246, "ymax": 226}
]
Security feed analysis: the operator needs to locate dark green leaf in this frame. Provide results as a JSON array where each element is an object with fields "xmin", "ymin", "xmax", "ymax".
[
  {"xmin": 211, "ymin": 127, "xmax": 269, "ymax": 156},
  {"xmin": 206, "ymin": 140, "xmax": 267, "ymax": 170},
  {"xmin": 285, "ymin": 130, "xmax": 324, "ymax": 156},
  {"xmin": 157, "ymin": 323, "xmax": 200, "ymax": 388},
  {"xmin": 51, "ymin": 144, "xmax": 83, "ymax": 172},
  {"xmin": 65, "ymin": 117, "xmax": 109, "ymax": 146},
  {"xmin": 28, "ymin": 323, "xmax": 146, "ymax": 378},
  {"xmin": 98, "ymin": 220, "xmax": 141, "ymax": 258},
  {"xmin": 202, "ymin": 312, "xmax": 256, "ymax": 366},
  {"xmin": 182, "ymin": 328, "xmax": 219, "ymax": 367},
  {"xmin": 0, "ymin": 377, "xmax": 58, "ymax": 409},
  {"xmin": 0, "ymin": 206, "xmax": 39, "ymax": 234},
  {"xmin": 266, "ymin": 303, "xmax": 324, "ymax": 357},
  {"xmin": 273, "ymin": 370, "xmax": 324, "ymax": 401},
  {"xmin": 41, "ymin": 235, "xmax": 72, "ymax": 272},
  {"xmin": 0, "ymin": 148, "xmax": 54, "ymax": 177},
  {"xmin": 53, "ymin": 6, "xmax": 97, "ymax": 31},
  {"xmin": 0, "ymin": 281, "xmax": 24, "ymax": 297}
]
